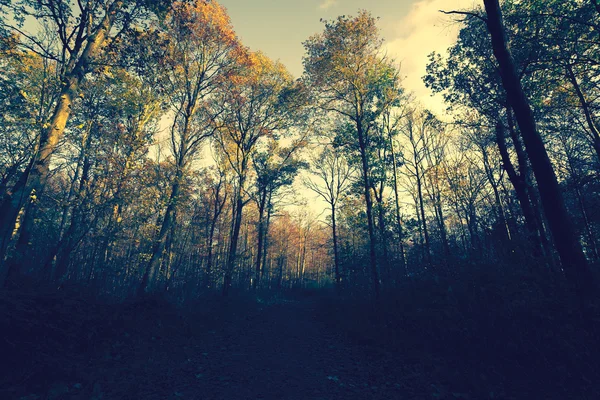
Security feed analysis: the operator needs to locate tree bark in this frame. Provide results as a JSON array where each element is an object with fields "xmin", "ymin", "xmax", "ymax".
[
  {"xmin": 253, "ymin": 188, "xmax": 268, "ymax": 289},
  {"xmin": 388, "ymin": 132, "xmax": 407, "ymax": 274},
  {"xmin": 262, "ymin": 200, "xmax": 272, "ymax": 286},
  {"xmin": 373, "ymin": 185, "xmax": 390, "ymax": 282},
  {"xmin": 356, "ymin": 120, "xmax": 380, "ymax": 300},
  {"xmin": 416, "ymin": 166, "xmax": 431, "ymax": 265},
  {"xmin": 480, "ymin": 144, "xmax": 511, "ymax": 244},
  {"xmin": 331, "ymin": 202, "xmax": 342, "ymax": 289},
  {"xmin": 223, "ymin": 176, "xmax": 246, "ymax": 296},
  {"xmin": 139, "ymin": 173, "xmax": 182, "ymax": 295}
]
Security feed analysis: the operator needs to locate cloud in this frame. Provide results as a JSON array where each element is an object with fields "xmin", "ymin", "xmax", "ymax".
[
  {"xmin": 384, "ymin": 0, "xmax": 477, "ymax": 116},
  {"xmin": 318, "ymin": 0, "xmax": 338, "ymax": 10}
]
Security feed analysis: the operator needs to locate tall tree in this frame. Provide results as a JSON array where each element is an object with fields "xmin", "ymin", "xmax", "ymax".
[
  {"xmin": 398, "ymin": 108, "xmax": 434, "ymax": 266},
  {"xmin": 305, "ymin": 145, "xmax": 354, "ymax": 289},
  {"xmin": 214, "ymin": 51, "xmax": 304, "ymax": 295},
  {"xmin": 139, "ymin": 0, "xmax": 243, "ymax": 294},
  {"xmin": 303, "ymin": 11, "xmax": 401, "ymax": 299},
  {"xmin": 251, "ymin": 140, "xmax": 306, "ymax": 289}
]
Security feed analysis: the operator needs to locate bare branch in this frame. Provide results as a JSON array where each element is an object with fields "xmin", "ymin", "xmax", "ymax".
[{"xmin": 440, "ymin": 9, "xmax": 487, "ymax": 23}]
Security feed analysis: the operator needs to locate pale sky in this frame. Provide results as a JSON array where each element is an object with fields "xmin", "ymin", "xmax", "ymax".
[{"xmin": 219, "ymin": 0, "xmax": 477, "ymax": 114}]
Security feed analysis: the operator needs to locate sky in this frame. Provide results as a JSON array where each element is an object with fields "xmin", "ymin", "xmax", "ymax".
[{"xmin": 219, "ymin": 0, "xmax": 477, "ymax": 114}]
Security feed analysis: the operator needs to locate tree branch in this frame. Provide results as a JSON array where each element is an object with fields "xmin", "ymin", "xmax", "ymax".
[{"xmin": 440, "ymin": 9, "xmax": 487, "ymax": 23}]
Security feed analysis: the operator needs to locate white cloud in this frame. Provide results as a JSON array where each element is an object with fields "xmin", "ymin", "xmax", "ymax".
[
  {"xmin": 385, "ymin": 0, "xmax": 477, "ymax": 116},
  {"xmin": 318, "ymin": 0, "xmax": 338, "ymax": 10}
]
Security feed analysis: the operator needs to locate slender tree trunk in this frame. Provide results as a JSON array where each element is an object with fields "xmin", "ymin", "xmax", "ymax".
[
  {"xmin": 413, "ymin": 197, "xmax": 425, "ymax": 262},
  {"xmin": 205, "ymin": 215, "xmax": 218, "ymax": 289},
  {"xmin": 278, "ymin": 252, "xmax": 284, "ymax": 289},
  {"xmin": 496, "ymin": 122, "xmax": 546, "ymax": 258},
  {"xmin": 484, "ymin": 0, "xmax": 594, "ymax": 295},
  {"xmin": 506, "ymin": 111, "xmax": 554, "ymax": 262},
  {"xmin": 481, "ymin": 146, "xmax": 511, "ymax": 243},
  {"xmin": 574, "ymin": 184, "xmax": 599, "ymax": 261},
  {"xmin": 416, "ymin": 170, "xmax": 431, "ymax": 265},
  {"xmin": 139, "ymin": 172, "xmax": 182, "ymax": 295},
  {"xmin": 223, "ymin": 175, "xmax": 246, "ymax": 296},
  {"xmin": 434, "ymin": 196, "xmax": 451, "ymax": 268},
  {"xmin": 331, "ymin": 202, "xmax": 342, "ymax": 289},
  {"xmin": 0, "ymin": 159, "xmax": 33, "ymax": 277},
  {"xmin": 452, "ymin": 200, "xmax": 469, "ymax": 254},
  {"xmin": 374, "ymin": 189, "xmax": 390, "ymax": 282},
  {"xmin": 466, "ymin": 203, "xmax": 479, "ymax": 251},
  {"xmin": 45, "ymin": 125, "xmax": 95, "ymax": 280},
  {"xmin": 205, "ymin": 181, "xmax": 227, "ymax": 289},
  {"xmin": 356, "ymin": 121, "xmax": 380, "ymax": 300},
  {"xmin": 99, "ymin": 139, "xmax": 140, "ymax": 271},
  {"xmin": 388, "ymin": 135, "xmax": 407, "ymax": 273},
  {"xmin": 253, "ymin": 189, "xmax": 268, "ymax": 289},
  {"xmin": 262, "ymin": 201, "xmax": 272, "ymax": 285}
]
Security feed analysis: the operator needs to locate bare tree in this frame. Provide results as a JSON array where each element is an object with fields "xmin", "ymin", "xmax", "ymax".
[{"xmin": 305, "ymin": 145, "xmax": 354, "ymax": 289}]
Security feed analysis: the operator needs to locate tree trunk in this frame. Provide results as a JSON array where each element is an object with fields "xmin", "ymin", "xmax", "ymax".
[
  {"xmin": 205, "ymin": 214, "xmax": 218, "ymax": 289},
  {"xmin": 223, "ymin": 176, "xmax": 245, "ymax": 296},
  {"xmin": 374, "ymin": 187, "xmax": 390, "ymax": 282},
  {"xmin": 331, "ymin": 202, "xmax": 341, "ymax": 289},
  {"xmin": 481, "ymin": 145, "xmax": 511, "ymax": 244},
  {"xmin": 496, "ymin": 122, "xmax": 546, "ymax": 259},
  {"xmin": 139, "ymin": 173, "xmax": 182, "ymax": 295},
  {"xmin": 506, "ymin": 110, "xmax": 555, "ymax": 262},
  {"xmin": 262, "ymin": 200, "xmax": 272, "ymax": 286},
  {"xmin": 388, "ymin": 133, "xmax": 407, "ymax": 274},
  {"xmin": 253, "ymin": 189, "xmax": 268, "ymax": 289},
  {"xmin": 416, "ymin": 169, "xmax": 431, "ymax": 265},
  {"xmin": 0, "ymin": 159, "xmax": 34, "ymax": 276},
  {"xmin": 356, "ymin": 121, "xmax": 380, "ymax": 300},
  {"xmin": 561, "ymin": 137, "xmax": 600, "ymax": 262},
  {"xmin": 434, "ymin": 196, "xmax": 451, "ymax": 265}
]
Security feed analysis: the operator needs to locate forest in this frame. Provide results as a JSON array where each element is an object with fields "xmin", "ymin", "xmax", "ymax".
[{"xmin": 1, "ymin": 0, "xmax": 600, "ymax": 399}]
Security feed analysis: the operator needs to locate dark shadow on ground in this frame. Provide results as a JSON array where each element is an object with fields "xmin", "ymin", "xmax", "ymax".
[{"xmin": 1, "ymin": 278, "xmax": 599, "ymax": 400}]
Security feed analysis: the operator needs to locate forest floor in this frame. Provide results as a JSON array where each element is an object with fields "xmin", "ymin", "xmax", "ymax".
[{"xmin": 1, "ymin": 278, "xmax": 600, "ymax": 400}]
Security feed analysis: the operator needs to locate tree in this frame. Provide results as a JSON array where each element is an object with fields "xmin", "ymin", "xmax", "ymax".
[
  {"xmin": 305, "ymin": 145, "xmax": 354, "ymax": 289},
  {"xmin": 214, "ymin": 51, "xmax": 305, "ymax": 295},
  {"xmin": 379, "ymin": 106, "xmax": 408, "ymax": 275},
  {"xmin": 251, "ymin": 139, "xmax": 307, "ymax": 289},
  {"xmin": 398, "ymin": 108, "xmax": 434, "ymax": 267},
  {"xmin": 139, "ymin": 0, "xmax": 243, "ymax": 294},
  {"xmin": 303, "ymin": 11, "xmax": 402, "ymax": 299},
  {"xmin": 199, "ymin": 163, "xmax": 229, "ymax": 290}
]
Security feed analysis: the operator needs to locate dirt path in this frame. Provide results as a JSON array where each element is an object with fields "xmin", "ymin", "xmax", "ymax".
[
  {"xmin": 3, "ymin": 293, "xmax": 419, "ymax": 400},
  {"xmin": 6, "ymin": 290, "xmax": 598, "ymax": 400},
  {"xmin": 179, "ymin": 298, "xmax": 410, "ymax": 400},
  {"xmin": 101, "ymin": 297, "xmax": 413, "ymax": 400}
]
